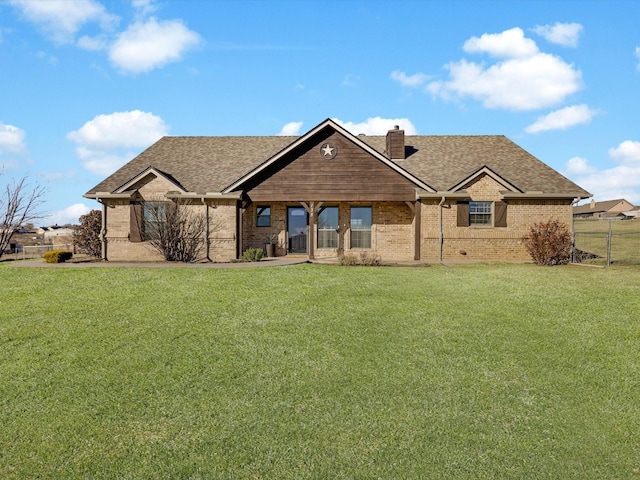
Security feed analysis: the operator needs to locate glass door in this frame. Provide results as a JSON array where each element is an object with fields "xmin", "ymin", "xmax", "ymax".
[{"xmin": 287, "ymin": 207, "xmax": 308, "ymax": 254}]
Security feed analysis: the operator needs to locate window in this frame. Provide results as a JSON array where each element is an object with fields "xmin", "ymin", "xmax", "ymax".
[
  {"xmin": 143, "ymin": 201, "xmax": 167, "ymax": 240},
  {"xmin": 350, "ymin": 206, "xmax": 372, "ymax": 248},
  {"xmin": 469, "ymin": 201, "xmax": 492, "ymax": 226},
  {"xmin": 317, "ymin": 206, "xmax": 338, "ymax": 249},
  {"xmin": 256, "ymin": 206, "xmax": 271, "ymax": 227},
  {"xmin": 457, "ymin": 201, "xmax": 507, "ymax": 227}
]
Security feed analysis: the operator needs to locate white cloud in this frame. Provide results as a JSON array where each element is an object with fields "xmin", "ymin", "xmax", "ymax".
[
  {"xmin": 68, "ymin": 110, "xmax": 169, "ymax": 176},
  {"xmin": 425, "ymin": 28, "xmax": 582, "ymax": 111},
  {"xmin": 332, "ymin": 117, "xmax": 418, "ymax": 135},
  {"xmin": 391, "ymin": 71, "xmax": 430, "ymax": 87},
  {"xmin": 429, "ymin": 54, "xmax": 581, "ymax": 111},
  {"xmin": 278, "ymin": 121, "xmax": 303, "ymax": 136},
  {"xmin": 77, "ymin": 34, "xmax": 108, "ymax": 51},
  {"xmin": 565, "ymin": 156, "xmax": 597, "ymax": 175},
  {"xmin": 43, "ymin": 203, "xmax": 92, "ymax": 226},
  {"xmin": 8, "ymin": 0, "xmax": 118, "ymax": 44},
  {"xmin": 525, "ymin": 104, "xmax": 597, "ymax": 133},
  {"xmin": 0, "ymin": 121, "xmax": 27, "ymax": 154},
  {"xmin": 463, "ymin": 27, "xmax": 539, "ymax": 58},
  {"xmin": 132, "ymin": 0, "xmax": 158, "ymax": 16},
  {"xmin": 566, "ymin": 140, "xmax": 640, "ymax": 204},
  {"xmin": 636, "ymin": 47, "xmax": 640, "ymax": 72},
  {"xmin": 532, "ymin": 22, "xmax": 583, "ymax": 48},
  {"xmin": 608, "ymin": 140, "xmax": 640, "ymax": 163},
  {"xmin": 108, "ymin": 18, "xmax": 201, "ymax": 73}
]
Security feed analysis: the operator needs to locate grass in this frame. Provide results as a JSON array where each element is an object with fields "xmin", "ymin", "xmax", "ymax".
[
  {"xmin": 1, "ymin": 262, "xmax": 640, "ymax": 479},
  {"xmin": 574, "ymin": 219, "xmax": 640, "ymax": 264}
]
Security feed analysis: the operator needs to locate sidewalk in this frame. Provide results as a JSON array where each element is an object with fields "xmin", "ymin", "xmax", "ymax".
[{"xmin": 8, "ymin": 257, "xmax": 310, "ymax": 268}]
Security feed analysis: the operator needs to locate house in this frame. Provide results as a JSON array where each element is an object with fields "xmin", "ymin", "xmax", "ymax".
[
  {"xmin": 43, "ymin": 227, "xmax": 76, "ymax": 246},
  {"xmin": 84, "ymin": 118, "xmax": 590, "ymax": 263},
  {"xmin": 621, "ymin": 207, "xmax": 640, "ymax": 219},
  {"xmin": 573, "ymin": 199, "xmax": 636, "ymax": 219}
]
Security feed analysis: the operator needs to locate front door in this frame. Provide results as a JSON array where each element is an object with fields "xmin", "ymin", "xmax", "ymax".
[{"xmin": 287, "ymin": 206, "xmax": 308, "ymax": 254}]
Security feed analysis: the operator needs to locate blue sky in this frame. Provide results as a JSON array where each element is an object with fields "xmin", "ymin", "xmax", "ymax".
[{"xmin": 1, "ymin": 0, "xmax": 639, "ymax": 225}]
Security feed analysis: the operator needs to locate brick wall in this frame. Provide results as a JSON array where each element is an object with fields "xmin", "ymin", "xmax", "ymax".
[
  {"xmin": 101, "ymin": 172, "xmax": 574, "ymax": 263},
  {"xmin": 102, "ymin": 175, "xmax": 237, "ymax": 262},
  {"xmin": 242, "ymin": 201, "xmax": 414, "ymax": 261},
  {"xmin": 420, "ymin": 174, "xmax": 574, "ymax": 261}
]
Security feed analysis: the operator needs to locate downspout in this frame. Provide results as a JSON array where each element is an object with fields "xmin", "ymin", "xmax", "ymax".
[
  {"xmin": 438, "ymin": 196, "xmax": 446, "ymax": 263},
  {"xmin": 99, "ymin": 199, "xmax": 107, "ymax": 261}
]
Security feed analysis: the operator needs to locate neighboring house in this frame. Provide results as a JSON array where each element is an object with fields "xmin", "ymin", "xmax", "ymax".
[
  {"xmin": 573, "ymin": 199, "xmax": 636, "ymax": 219},
  {"xmin": 85, "ymin": 118, "xmax": 590, "ymax": 263},
  {"xmin": 43, "ymin": 227, "xmax": 75, "ymax": 246},
  {"xmin": 621, "ymin": 207, "xmax": 640, "ymax": 219}
]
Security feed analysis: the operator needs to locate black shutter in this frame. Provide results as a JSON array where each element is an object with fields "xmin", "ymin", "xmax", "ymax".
[
  {"xmin": 494, "ymin": 201, "xmax": 507, "ymax": 227},
  {"xmin": 130, "ymin": 202, "xmax": 144, "ymax": 242},
  {"xmin": 457, "ymin": 202, "xmax": 470, "ymax": 227}
]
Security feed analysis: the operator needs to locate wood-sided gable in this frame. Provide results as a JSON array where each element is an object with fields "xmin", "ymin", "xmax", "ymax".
[{"xmin": 223, "ymin": 119, "xmax": 433, "ymax": 202}]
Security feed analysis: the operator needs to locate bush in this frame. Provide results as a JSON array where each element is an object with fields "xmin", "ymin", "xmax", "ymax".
[
  {"xmin": 74, "ymin": 209, "xmax": 101, "ymax": 257},
  {"xmin": 338, "ymin": 251, "xmax": 382, "ymax": 266},
  {"xmin": 242, "ymin": 247, "xmax": 265, "ymax": 262},
  {"xmin": 523, "ymin": 218, "xmax": 572, "ymax": 265},
  {"xmin": 43, "ymin": 250, "xmax": 73, "ymax": 263}
]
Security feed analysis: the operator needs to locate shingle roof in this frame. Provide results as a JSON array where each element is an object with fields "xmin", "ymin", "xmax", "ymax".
[
  {"xmin": 573, "ymin": 199, "xmax": 632, "ymax": 215},
  {"xmin": 86, "ymin": 132, "xmax": 589, "ymax": 197}
]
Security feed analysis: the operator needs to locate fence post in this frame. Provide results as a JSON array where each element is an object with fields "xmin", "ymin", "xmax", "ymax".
[{"xmin": 607, "ymin": 222, "xmax": 612, "ymax": 266}]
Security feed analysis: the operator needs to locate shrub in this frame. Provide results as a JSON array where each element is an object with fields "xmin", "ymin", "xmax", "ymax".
[
  {"xmin": 74, "ymin": 209, "xmax": 101, "ymax": 257},
  {"xmin": 338, "ymin": 251, "xmax": 382, "ymax": 266},
  {"xmin": 43, "ymin": 250, "xmax": 73, "ymax": 263},
  {"xmin": 522, "ymin": 218, "xmax": 572, "ymax": 265},
  {"xmin": 242, "ymin": 247, "xmax": 265, "ymax": 262}
]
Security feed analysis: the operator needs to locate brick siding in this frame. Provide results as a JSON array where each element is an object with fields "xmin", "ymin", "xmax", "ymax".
[{"xmin": 102, "ymin": 173, "xmax": 574, "ymax": 263}]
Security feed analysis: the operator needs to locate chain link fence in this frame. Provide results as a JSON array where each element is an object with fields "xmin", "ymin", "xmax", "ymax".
[
  {"xmin": 573, "ymin": 220, "xmax": 640, "ymax": 266},
  {"xmin": 2, "ymin": 244, "xmax": 75, "ymax": 261}
]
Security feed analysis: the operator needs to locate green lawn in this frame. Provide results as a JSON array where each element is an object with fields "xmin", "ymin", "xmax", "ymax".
[{"xmin": 1, "ymin": 263, "xmax": 639, "ymax": 479}]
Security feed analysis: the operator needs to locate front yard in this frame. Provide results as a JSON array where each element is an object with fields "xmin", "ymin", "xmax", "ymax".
[{"xmin": 1, "ymin": 263, "xmax": 639, "ymax": 478}]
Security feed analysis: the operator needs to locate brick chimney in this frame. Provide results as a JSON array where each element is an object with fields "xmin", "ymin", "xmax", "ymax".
[{"xmin": 386, "ymin": 125, "xmax": 405, "ymax": 160}]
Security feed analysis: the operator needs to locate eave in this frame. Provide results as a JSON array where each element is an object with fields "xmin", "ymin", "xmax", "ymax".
[
  {"xmin": 164, "ymin": 191, "xmax": 242, "ymax": 200},
  {"xmin": 83, "ymin": 191, "xmax": 136, "ymax": 200},
  {"xmin": 500, "ymin": 192, "xmax": 591, "ymax": 200},
  {"xmin": 417, "ymin": 190, "xmax": 471, "ymax": 200}
]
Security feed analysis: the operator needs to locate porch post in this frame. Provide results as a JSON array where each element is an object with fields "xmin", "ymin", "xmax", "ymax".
[
  {"xmin": 301, "ymin": 201, "xmax": 316, "ymax": 260},
  {"xmin": 308, "ymin": 201, "xmax": 316, "ymax": 260}
]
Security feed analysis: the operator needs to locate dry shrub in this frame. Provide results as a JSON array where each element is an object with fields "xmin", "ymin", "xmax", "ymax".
[
  {"xmin": 523, "ymin": 218, "xmax": 572, "ymax": 265},
  {"xmin": 339, "ymin": 251, "xmax": 382, "ymax": 266},
  {"xmin": 242, "ymin": 247, "xmax": 264, "ymax": 262}
]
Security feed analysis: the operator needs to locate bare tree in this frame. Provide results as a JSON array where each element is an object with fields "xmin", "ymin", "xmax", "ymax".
[
  {"xmin": 73, "ymin": 209, "xmax": 102, "ymax": 258},
  {"xmin": 0, "ymin": 176, "xmax": 46, "ymax": 260},
  {"xmin": 144, "ymin": 200, "xmax": 208, "ymax": 262}
]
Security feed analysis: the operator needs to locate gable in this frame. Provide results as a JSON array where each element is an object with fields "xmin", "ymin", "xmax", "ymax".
[
  {"xmin": 114, "ymin": 167, "xmax": 186, "ymax": 195},
  {"xmin": 243, "ymin": 129, "xmax": 419, "ymax": 202},
  {"xmin": 464, "ymin": 174, "xmax": 508, "ymax": 201},
  {"xmin": 449, "ymin": 166, "xmax": 520, "ymax": 195}
]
